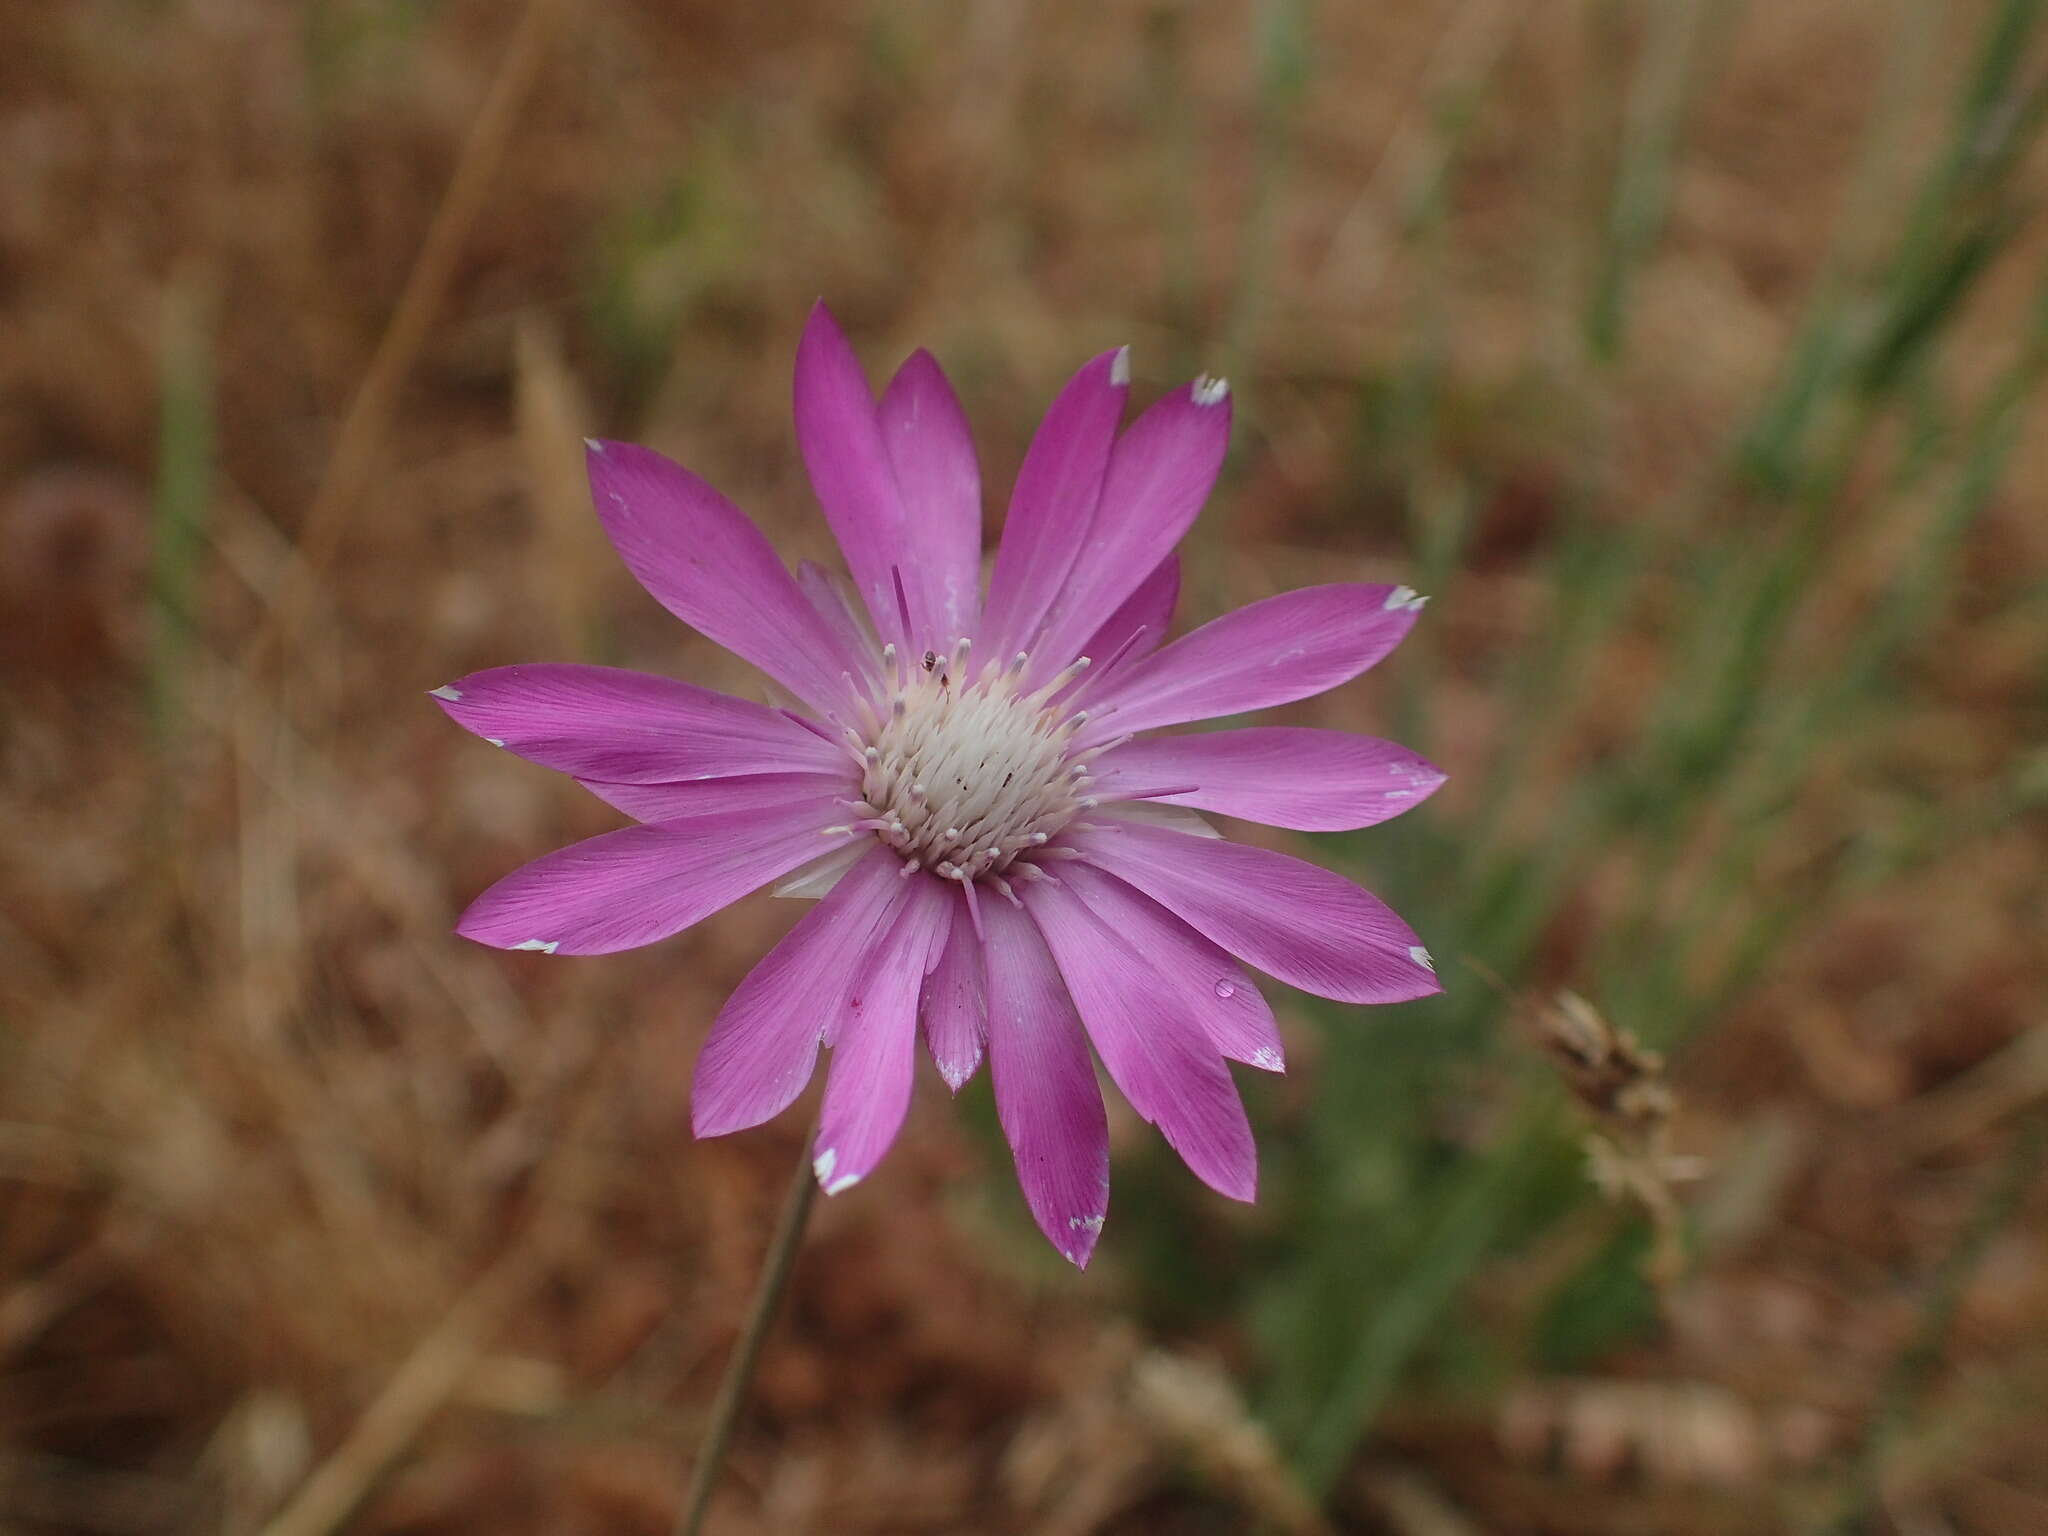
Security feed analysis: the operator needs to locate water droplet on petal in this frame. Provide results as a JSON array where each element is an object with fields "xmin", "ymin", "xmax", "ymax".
[{"xmin": 1213, "ymin": 979, "xmax": 1236, "ymax": 999}]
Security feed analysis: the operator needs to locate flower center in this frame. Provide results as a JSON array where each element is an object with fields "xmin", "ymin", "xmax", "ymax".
[{"xmin": 853, "ymin": 643, "xmax": 1092, "ymax": 884}]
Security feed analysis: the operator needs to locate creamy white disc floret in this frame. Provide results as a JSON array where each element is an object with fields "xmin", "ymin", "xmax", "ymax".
[{"xmin": 839, "ymin": 643, "xmax": 1096, "ymax": 884}]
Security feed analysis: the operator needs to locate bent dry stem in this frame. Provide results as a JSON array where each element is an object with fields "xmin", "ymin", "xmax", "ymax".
[{"xmin": 675, "ymin": 1130, "xmax": 819, "ymax": 1536}]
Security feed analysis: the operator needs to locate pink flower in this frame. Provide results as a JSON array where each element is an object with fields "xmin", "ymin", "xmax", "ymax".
[{"xmin": 436, "ymin": 303, "xmax": 1442, "ymax": 1266}]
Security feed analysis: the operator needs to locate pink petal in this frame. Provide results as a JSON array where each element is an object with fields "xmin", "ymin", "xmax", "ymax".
[
  {"xmin": 920, "ymin": 892, "xmax": 988, "ymax": 1092},
  {"xmin": 693, "ymin": 848, "xmax": 908, "ymax": 1137},
  {"xmin": 879, "ymin": 349, "xmax": 983, "ymax": 644},
  {"xmin": 1067, "ymin": 818, "xmax": 1440, "ymax": 1004},
  {"xmin": 979, "ymin": 898, "xmax": 1111, "ymax": 1265},
  {"xmin": 981, "ymin": 347, "xmax": 1129, "ymax": 661},
  {"xmin": 793, "ymin": 302, "xmax": 917, "ymax": 647},
  {"xmin": 1021, "ymin": 878, "xmax": 1256, "ymax": 1202},
  {"xmin": 813, "ymin": 877, "xmax": 954, "ymax": 1193},
  {"xmin": 432, "ymin": 664, "xmax": 849, "ymax": 784},
  {"xmin": 1059, "ymin": 863, "xmax": 1282, "ymax": 1072},
  {"xmin": 795, "ymin": 560, "xmax": 884, "ymax": 697},
  {"xmin": 1081, "ymin": 583, "xmax": 1424, "ymax": 745},
  {"xmin": 1090, "ymin": 728, "xmax": 1444, "ymax": 831},
  {"xmin": 456, "ymin": 797, "xmax": 853, "ymax": 956},
  {"xmin": 580, "ymin": 771, "xmax": 852, "ymax": 823},
  {"xmin": 1031, "ymin": 380, "xmax": 1230, "ymax": 677},
  {"xmin": 586, "ymin": 439, "xmax": 865, "ymax": 717},
  {"xmin": 1075, "ymin": 555, "xmax": 1179, "ymax": 691}
]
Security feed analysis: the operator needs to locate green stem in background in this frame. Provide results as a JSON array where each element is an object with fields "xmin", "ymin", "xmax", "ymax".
[
  {"xmin": 1827, "ymin": 1115, "xmax": 2048, "ymax": 1535},
  {"xmin": 1293, "ymin": 1111, "xmax": 1565, "ymax": 1498},
  {"xmin": 150, "ymin": 279, "xmax": 215, "ymax": 741},
  {"xmin": 673, "ymin": 1131, "xmax": 819, "ymax": 1536}
]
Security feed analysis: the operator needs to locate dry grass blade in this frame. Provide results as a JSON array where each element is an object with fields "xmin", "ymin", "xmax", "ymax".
[
  {"xmin": 252, "ymin": 1250, "xmax": 545, "ymax": 1536},
  {"xmin": 1131, "ymin": 1351, "xmax": 1337, "ymax": 1536},
  {"xmin": 252, "ymin": 1040, "xmax": 619, "ymax": 1536},
  {"xmin": 1894, "ymin": 1024, "xmax": 2048, "ymax": 1159},
  {"xmin": 240, "ymin": 0, "xmax": 569, "ymax": 677},
  {"xmin": 514, "ymin": 316, "xmax": 602, "ymax": 650}
]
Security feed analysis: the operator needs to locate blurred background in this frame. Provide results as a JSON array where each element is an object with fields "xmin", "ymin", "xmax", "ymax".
[{"xmin": 4, "ymin": 0, "xmax": 2047, "ymax": 1531}]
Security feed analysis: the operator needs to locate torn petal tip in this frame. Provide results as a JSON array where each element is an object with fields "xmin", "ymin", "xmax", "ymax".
[{"xmin": 813, "ymin": 1147, "xmax": 861, "ymax": 1194}]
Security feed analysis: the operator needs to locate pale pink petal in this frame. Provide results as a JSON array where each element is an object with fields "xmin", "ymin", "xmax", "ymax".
[
  {"xmin": 1089, "ymin": 728, "xmax": 1444, "ymax": 831},
  {"xmin": 431, "ymin": 664, "xmax": 848, "ymax": 784},
  {"xmin": 586, "ymin": 440, "xmax": 865, "ymax": 716},
  {"xmin": 692, "ymin": 848, "xmax": 908, "ymax": 1136},
  {"xmin": 980, "ymin": 347, "xmax": 1129, "ymax": 660},
  {"xmin": 1067, "ymin": 818, "xmax": 1440, "ymax": 1004},
  {"xmin": 1093, "ymin": 802, "xmax": 1221, "ymax": 839},
  {"xmin": 1080, "ymin": 583, "xmax": 1424, "ymax": 745},
  {"xmin": 579, "ymin": 771, "xmax": 851, "ymax": 823},
  {"xmin": 772, "ymin": 838, "xmax": 869, "ymax": 901},
  {"xmin": 1021, "ymin": 879, "xmax": 1256, "ymax": 1201},
  {"xmin": 879, "ymin": 349, "xmax": 983, "ymax": 643},
  {"xmin": 456, "ymin": 798, "xmax": 853, "ymax": 956},
  {"xmin": 813, "ymin": 877, "xmax": 954, "ymax": 1193},
  {"xmin": 920, "ymin": 892, "xmax": 988, "ymax": 1092},
  {"xmin": 1059, "ymin": 863, "xmax": 1282, "ymax": 1071},
  {"xmin": 1031, "ymin": 380, "xmax": 1230, "ymax": 676},
  {"xmin": 1074, "ymin": 555, "xmax": 1178, "ymax": 691},
  {"xmin": 979, "ymin": 897, "xmax": 1111, "ymax": 1265},
  {"xmin": 793, "ymin": 302, "xmax": 917, "ymax": 646}
]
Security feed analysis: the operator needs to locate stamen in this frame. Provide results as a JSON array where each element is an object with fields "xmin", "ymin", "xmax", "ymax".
[
  {"xmin": 1031, "ymin": 656, "xmax": 1090, "ymax": 701},
  {"xmin": 847, "ymin": 624, "xmax": 1099, "ymax": 885},
  {"xmin": 1072, "ymin": 732, "xmax": 1133, "ymax": 762},
  {"xmin": 779, "ymin": 708, "xmax": 841, "ymax": 743},
  {"xmin": 1109, "ymin": 783, "xmax": 1198, "ymax": 803},
  {"xmin": 890, "ymin": 566, "xmax": 914, "ymax": 643},
  {"xmin": 1077, "ymin": 623, "xmax": 1146, "ymax": 683}
]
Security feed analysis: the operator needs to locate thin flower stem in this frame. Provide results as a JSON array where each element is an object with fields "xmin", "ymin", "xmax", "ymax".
[{"xmin": 673, "ymin": 1128, "xmax": 820, "ymax": 1536}]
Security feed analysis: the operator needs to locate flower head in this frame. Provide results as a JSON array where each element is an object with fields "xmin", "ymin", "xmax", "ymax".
[{"xmin": 437, "ymin": 303, "xmax": 1442, "ymax": 1265}]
